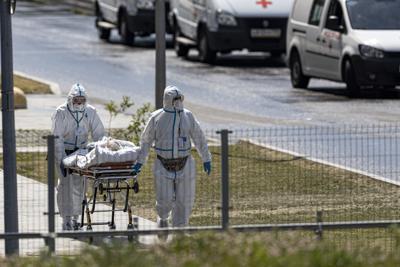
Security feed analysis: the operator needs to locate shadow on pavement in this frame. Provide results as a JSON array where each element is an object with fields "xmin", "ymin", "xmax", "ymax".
[
  {"xmin": 102, "ymin": 37, "xmax": 287, "ymax": 70},
  {"xmin": 298, "ymin": 86, "xmax": 400, "ymax": 100},
  {"xmin": 105, "ymin": 35, "xmax": 174, "ymax": 49},
  {"xmin": 184, "ymin": 53, "xmax": 287, "ymax": 68}
]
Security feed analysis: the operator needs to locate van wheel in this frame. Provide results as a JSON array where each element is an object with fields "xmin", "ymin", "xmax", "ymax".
[
  {"xmin": 96, "ymin": 7, "xmax": 110, "ymax": 41},
  {"xmin": 344, "ymin": 60, "xmax": 360, "ymax": 97},
  {"xmin": 198, "ymin": 30, "xmax": 216, "ymax": 64},
  {"xmin": 290, "ymin": 51, "xmax": 309, "ymax": 88},
  {"xmin": 98, "ymin": 27, "xmax": 111, "ymax": 41},
  {"xmin": 120, "ymin": 13, "xmax": 135, "ymax": 46},
  {"xmin": 174, "ymin": 26, "xmax": 189, "ymax": 57}
]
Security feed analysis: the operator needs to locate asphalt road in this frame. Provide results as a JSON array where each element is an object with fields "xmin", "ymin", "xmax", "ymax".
[{"xmin": 11, "ymin": 1, "xmax": 400, "ymax": 130}]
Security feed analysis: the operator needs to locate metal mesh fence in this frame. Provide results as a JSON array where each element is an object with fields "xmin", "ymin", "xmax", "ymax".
[
  {"xmin": 0, "ymin": 130, "xmax": 50, "ymax": 255},
  {"xmin": 228, "ymin": 125, "xmax": 400, "ymax": 225},
  {"xmin": 1, "ymin": 125, "xmax": 400, "ymax": 255}
]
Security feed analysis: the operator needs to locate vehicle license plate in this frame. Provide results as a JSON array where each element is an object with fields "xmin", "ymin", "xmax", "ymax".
[{"xmin": 250, "ymin": 29, "xmax": 281, "ymax": 38}]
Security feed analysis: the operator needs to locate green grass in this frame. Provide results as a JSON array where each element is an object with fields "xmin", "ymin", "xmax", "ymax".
[
  {"xmin": 1, "ymin": 139, "xmax": 400, "ymax": 250},
  {"xmin": 224, "ymin": 141, "xmax": 400, "ymax": 225},
  {"xmin": 14, "ymin": 74, "xmax": 52, "ymax": 94},
  {"xmin": 24, "ymin": 0, "xmax": 93, "ymax": 15},
  {"xmin": 4, "ymin": 140, "xmax": 400, "ymax": 228},
  {"xmin": 0, "ymin": 74, "xmax": 52, "ymax": 94},
  {"xmin": 0, "ymin": 152, "xmax": 50, "ymax": 184},
  {"xmin": 3, "ymin": 231, "xmax": 400, "ymax": 266}
]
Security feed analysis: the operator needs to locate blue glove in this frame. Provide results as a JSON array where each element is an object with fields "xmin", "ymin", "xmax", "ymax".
[
  {"xmin": 60, "ymin": 161, "xmax": 67, "ymax": 177},
  {"xmin": 132, "ymin": 163, "xmax": 142, "ymax": 174},
  {"xmin": 203, "ymin": 162, "xmax": 211, "ymax": 175}
]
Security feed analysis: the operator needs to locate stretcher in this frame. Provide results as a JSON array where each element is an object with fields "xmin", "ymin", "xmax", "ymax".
[{"xmin": 68, "ymin": 162, "xmax": 139, "ymax": 231}]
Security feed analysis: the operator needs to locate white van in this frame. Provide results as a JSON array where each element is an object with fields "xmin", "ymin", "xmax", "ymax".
[
  {"xmin": 287, "ymin": 0, "xmax": 400, "ymax": 96},
  {"xmin": 95, "ymin": 0, "xmax": 171, "ymax": 45},
  {"xmin": 170, "ymin": 0, "xmax": 294, "ymax": 63}
]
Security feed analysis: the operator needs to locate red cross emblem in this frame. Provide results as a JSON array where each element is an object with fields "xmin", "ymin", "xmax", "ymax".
[{"xmin": 256, "ymin": 0, "xmax": 273, "ymax": 8}]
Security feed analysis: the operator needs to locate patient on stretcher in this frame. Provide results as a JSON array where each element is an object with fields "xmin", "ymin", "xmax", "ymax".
[{"xmin": 62, "ymin": 136, "xmax": 140, "ymax": 169}]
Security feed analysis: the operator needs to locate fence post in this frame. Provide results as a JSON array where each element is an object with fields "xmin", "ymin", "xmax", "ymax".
[
  {"xmin": 1, "ymin": 0, "xmax": 19, "ymax": 255},
  {"xmin": 316, "ymin": 210, "xmax": 323, "ymax": 240},
  {"xmin": 46, "ymin": 135, "xmax": 56, "ymax": 253},
  {"xmin": 155, "ymin": 0, "xmax": 166, "ymax": 109},
  {"xmin": 217, "ymin": 129, "xmax": 232, "ymax": 230}
]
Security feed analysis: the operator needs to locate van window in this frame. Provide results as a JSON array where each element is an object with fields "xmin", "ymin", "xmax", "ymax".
[
  {"xmin": 292, "ymin": 0, "xmax": 313, "ymax": 23},
  {"xmin": 346, "ymin": 0, "xmax": 400, "ymax": 30},
  {"xmin": 193, "ymin": 0, "xmax": 205, "ymax": 6},
  {"xmin": 308, "ymin": 0, "xmax": 325, "ymax": 26},
  {"xmin": 325, "ymin": 0, "xmax": 345, "ymax": 31}
]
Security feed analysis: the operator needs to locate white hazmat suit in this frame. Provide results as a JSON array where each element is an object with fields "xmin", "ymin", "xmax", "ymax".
[
  {"xmin": 51, "ymin": 84, "xmax": 105, "ymax": 230},
  {"xmin": 136, "ymin": 86, "xmax": 211, "ymax": 227}
]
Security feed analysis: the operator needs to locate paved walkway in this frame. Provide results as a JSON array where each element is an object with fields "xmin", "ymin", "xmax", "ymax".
[
  {"xmin": 0, "ymin": 170, "xmax": 158, "ymax": 256},
  {"xmin": 1, "ymin": 71, "xmax": 133, "ymax": 130},
  {"xmin": 0, "ymin": 94, "xmax": 133, "ymax": 130}
]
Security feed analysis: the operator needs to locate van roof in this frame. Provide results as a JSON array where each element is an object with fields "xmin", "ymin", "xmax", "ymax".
[{"xmin": 217, "ymin": 0, "xmax": 294, "ymax": 17}]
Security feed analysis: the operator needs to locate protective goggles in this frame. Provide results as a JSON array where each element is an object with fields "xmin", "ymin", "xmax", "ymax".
[
  {"xmin": 72, "ymin": 96, "xmax": 86, "ymax": 105},
  {"xmin": 173, "ymin": 95, "xmax": 184, "ymax": 102}
]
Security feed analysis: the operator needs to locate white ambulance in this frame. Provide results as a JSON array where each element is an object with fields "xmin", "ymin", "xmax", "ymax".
[
  {"xmin": 169, "ymin": 0, "xmax": 294, "ymax": 63},
  {"xmin": 95, "ymin": 0, "xmax": 171, "ymax": 46}
]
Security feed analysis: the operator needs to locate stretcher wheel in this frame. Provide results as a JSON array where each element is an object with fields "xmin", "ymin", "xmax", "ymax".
[{"xmin": 133, "ymin": 182, "xmax": 139, "ymax": 193}]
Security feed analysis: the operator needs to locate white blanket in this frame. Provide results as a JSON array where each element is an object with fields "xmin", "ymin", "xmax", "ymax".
[{"xmin": 62, "ymin": 137, "xmax": 140, "ymax": 169}]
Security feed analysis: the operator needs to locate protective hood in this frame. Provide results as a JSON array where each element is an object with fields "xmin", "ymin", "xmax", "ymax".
[
  {"xmin": 163, "ymin": 85, "xmax": 184, "ymax": 111},
  {"xmin": 67, "ymin": 83, "xmax": 87, "ymax": 112},
  {"xmin": 215, "ymin": 0, "xmax": 293, "ymax": 17}
]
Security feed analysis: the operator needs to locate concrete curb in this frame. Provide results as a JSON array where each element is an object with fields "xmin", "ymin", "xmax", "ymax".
[{"xmin": 14, "ymin": 70, "xmax": 61, "ymax": 95}]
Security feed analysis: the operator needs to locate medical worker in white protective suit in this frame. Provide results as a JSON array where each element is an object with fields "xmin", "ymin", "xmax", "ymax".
[
  {"xmin": 133, "ymin": 85, "xmax": 212, "ymax": 227},
  {"xmin": 52, "ymin": 83, "xmax": 105, "ymax": 230}
]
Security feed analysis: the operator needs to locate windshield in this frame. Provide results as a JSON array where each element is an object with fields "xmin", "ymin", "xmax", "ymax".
[{"xmin": 346, "ymin": 0, "xmax": 400, "ymax": 30}]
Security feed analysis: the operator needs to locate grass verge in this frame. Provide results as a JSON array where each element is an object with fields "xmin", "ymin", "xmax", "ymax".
[
  {"xmin": 2, "ymin": 139, "xmax": 400, "ymax": 249},
  {"xmin": 13, "ymin": 74, "xmax": 52, "ymax": 94},
  {"xmin": 3, "ymin": 140, "xmax": 400, "ymax": 225},
  {"xmin": 3, "ymin": 231, "xmax": 400, "ymax": 266}
]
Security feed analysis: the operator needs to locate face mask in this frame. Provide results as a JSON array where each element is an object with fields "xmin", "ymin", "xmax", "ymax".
[
  {"xmin": 173, "ymin": 99, "xmax": 183, "ymax": 110},
  {"xmin": 73, "ymin": 104, "xmax": 85, "ymax": 112}
]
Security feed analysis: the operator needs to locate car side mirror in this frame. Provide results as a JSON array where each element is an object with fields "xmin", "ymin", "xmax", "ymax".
[
  {"xmin": 10, "ymin": 0, "xmax": 16, "ymax": 15},
  {"xmin": 327, "ymin": 15, "xmax": 344, "ymax": 32}
]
